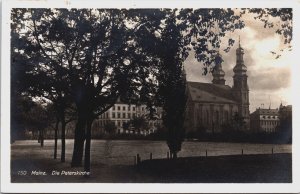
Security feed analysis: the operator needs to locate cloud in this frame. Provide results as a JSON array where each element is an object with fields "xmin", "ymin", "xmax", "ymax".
[
  {"xmin": 249, "ymin": 67, "xmax": 291, "ymax": 91},
  {"xmin": 184, "ymin": 11, "xmax": 292, "ymax": 113}
]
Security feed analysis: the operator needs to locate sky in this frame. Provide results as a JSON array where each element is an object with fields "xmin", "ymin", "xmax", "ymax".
[{"xmin": 184, "ymin": 12, "xmax": 292, "ymax": 113}]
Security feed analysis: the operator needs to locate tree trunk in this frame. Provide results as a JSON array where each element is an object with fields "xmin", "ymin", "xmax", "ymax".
[
  {"xmin": 54, "ymin": 118, "xmax": 59, "ymax": 159},
  {"xmin": 173, "ymin": 152, "xmax": 177, "ymax": 159},
  {"xmin": 40, "ymin": 130, "xmax": 44, "ymax": 147},
  {"xmin": 61, "ymin": 119, "xmax": 66, "ymax": 162},
  {"xmin": 71, "ymin": 117, "xmax": 86, "ymax": 167},
  {"xmin": 84, "ymin": 119, "xmax": 93, "ymax": 174},
  {"xmin": 38, "ymin": 130, "xmax": 41, "ymax": 143}
]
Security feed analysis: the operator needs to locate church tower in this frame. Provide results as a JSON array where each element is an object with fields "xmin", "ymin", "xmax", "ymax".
[
  {"xmin": 212, "ymin": 53, "xmax": 226, "ymax": 85},
  {"xmin": 232, "ymin": 38, "xmax": 250, "ymax": 130}
]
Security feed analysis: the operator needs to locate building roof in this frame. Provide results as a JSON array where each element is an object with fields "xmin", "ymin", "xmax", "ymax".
[
  {"xmin": 187, "ymin": 81, "xmax": 238, "ymax": 104},
  {"xmin": 251, "ymin": 108, "xmax": 279, "ymax": 115},
  {"xmin": 280, "ymin": 105, "xmax": 292, "ymax": 111}
]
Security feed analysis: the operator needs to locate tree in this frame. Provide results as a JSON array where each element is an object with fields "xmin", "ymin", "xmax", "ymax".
[
  {"xmin": 122, "ymin": 121, "xmax": 130, "ymax": 133},
  {"xmin": 23, "ymin": 101, "xmax": 53, "ymax": 147},
  {"xmin": 232, "ymin": 112, "xmax": 246, "ymax": 131},
  {"xmin": 104, "ymin": 121, "xmax": 117, "ymax": 134},
  {"xmin": 11, "ymin": 9, "xmax": 77, "ymax": 162},
  {"xmin": 153, "ymin": 10, "xmax": 188, "ymax": 159},
  {"xmin": 130, "ymin": 116, "xmax": 149, "ymax": 134},
  {"xmin": 12, "ymin": 9, "xmax": 161, "ymax": 173},
  {"xmin": 11, "ymin": 96, "xmax": 35, "ymax": 142}
]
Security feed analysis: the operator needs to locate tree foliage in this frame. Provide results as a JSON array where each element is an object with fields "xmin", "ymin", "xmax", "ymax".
[
  {"xmin": 130, "ymin": 116, "xmax": 149, "ymax": 133},
  {"xmin": 104, "ymin": 121, "xmax": 117, "ymax": 134}
]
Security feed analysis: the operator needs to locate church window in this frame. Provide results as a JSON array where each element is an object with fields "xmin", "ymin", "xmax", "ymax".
[
  {"xmin": 215, "ymin": 111, "xmax": 219, "ymax": 125},
  {"xmin": 206, "ymin": 110, "xmax": 209, "ymax": 124},
  {"xmin": 225, "ymin": 111, "xmax": 229, "ymax": 122},
  {"xmin": 197, "ymin": 109, "xmax": 201, "ymax": 125}
]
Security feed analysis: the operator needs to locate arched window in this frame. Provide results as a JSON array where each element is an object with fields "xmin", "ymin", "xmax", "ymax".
[
  {"xmin": 206, "ymin": 110, "xmax": 209, "ymax": 125},
  {"xmin": 215, "ymin": 111, "xmax": 219, "ymax": 125},
  {"xmin": 225, "ymin": 111, "xmax": 229, "ymax": 122}
]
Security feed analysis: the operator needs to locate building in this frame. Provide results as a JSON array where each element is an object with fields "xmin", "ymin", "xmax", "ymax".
[
  {"xmin": 184, "ymin": 40, "xmax": 250, "ymax": 133},
  {"xmin": 279, "ymin": 104, "xmax": 292, "ymax": 121},
  {"xmin": 250, "ymin": 104, "xmax": 292, "ymax": 133},
  {"xmin": 278, "ymin": 104, "xmax": 292, "ymax": 141},
  {"xmin": 250, "ymin": 108, "xmax": 280, "ymax": 133},
  {"xmin": 93, "ymin": 98, "xmax": 163, "ymax": 135}
]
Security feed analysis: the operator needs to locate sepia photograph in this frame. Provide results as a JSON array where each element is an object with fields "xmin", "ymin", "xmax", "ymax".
[{"xmin": 1, "ymin": 0, "xmax": 299, "ymax": 193}]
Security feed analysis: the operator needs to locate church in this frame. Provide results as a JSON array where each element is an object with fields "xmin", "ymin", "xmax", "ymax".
[{"xmin": 184, "ymin": 40, "xmax": 250, "ymax": 134}]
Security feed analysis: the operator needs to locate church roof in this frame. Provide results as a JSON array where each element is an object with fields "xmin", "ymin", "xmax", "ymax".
[{"xmin": 187, "ymin": 81, "xmax": 238, "ymax": 104}]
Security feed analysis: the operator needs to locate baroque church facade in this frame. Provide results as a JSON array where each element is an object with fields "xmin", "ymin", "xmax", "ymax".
[{"xmin": 184, "ymin": 41, "xmax": 250, "ymax": 133}]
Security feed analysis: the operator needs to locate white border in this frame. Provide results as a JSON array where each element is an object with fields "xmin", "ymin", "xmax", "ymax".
[{"xmin": 1, "ymin": 0, "xmax": 300, "ymax": 193}]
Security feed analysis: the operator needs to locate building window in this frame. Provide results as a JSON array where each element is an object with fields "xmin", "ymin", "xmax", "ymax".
[
  {"xmin": 133, "ymin": 107, "xmax": 136, "ymax": 111},
  {"xmin": 133, "ymin": 113, "xmax": 136, "ymax": 118},
  {"xmin": 117, "ymin": 106, "xmax": 120, "ymax": 111},
  {"xmin": 123, "ymin": 106, "xmax": 125, "ymax": 111},
  {"xmin": 123, "ymin": 113, "xmax": 126, "ymax": 118},
  {"xmin": 128, "ymin": 113, "xmax": 131, "ymax": 119},
  {"xmin": 112, "ymin": 113, "xmax": 115, "ymax": 118},
  {"xmin": 128, "ymin": 106, "xmax": 130, "ymax": 111},
  {"xmin": 118, "ymin": 113, "xmax": 120, "ymax": 118}
]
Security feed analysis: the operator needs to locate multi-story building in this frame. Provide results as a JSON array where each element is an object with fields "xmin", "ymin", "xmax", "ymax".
[
  {"xmin": 93, "ymin": 99, "xmax": 163, "ymax": 135},
  {"xmin": 279, "ymin": 104, "xmax": 292, "ymax": 121},
  {"xmin": 184, "ymin": 39, "xmax": 250, "ymax": 133},
  {"xmin": 250, "ymin": 108, "xmax": 280, "ymax": 133}
]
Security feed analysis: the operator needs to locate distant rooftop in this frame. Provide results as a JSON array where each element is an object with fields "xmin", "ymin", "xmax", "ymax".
[{"xmin": 252, "ymin": 108, "xmax": 279, "ymax": 115}]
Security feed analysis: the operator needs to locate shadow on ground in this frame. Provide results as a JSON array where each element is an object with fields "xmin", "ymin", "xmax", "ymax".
[
  {"xmin": 137, "ymin": 153, "xmax": 292, "ymax": 183},
  {"xmin": 11, "ymin": 153, "xmax": 291, "ymax": 183}
]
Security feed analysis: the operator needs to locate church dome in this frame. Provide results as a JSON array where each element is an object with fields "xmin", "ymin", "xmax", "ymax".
[
  {"xmin": 233, "ymin": 64, "xmax": 247, "ymax": 72},
  {"xmin": 212, "ymin": 68, "xmax": 225, "ymax": 76}
]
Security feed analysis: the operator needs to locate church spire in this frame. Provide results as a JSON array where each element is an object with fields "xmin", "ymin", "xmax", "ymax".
[
  {"xmin": 212, "ymin": 52, "xmax": 226, "ymax": 85},
  {"xmin": 232, "ymin": 37, "xmax": 250, "ymax": 130},
  {"xmin": 234, "ymin": 38, "xmax": 247, "ymax": 75}
]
